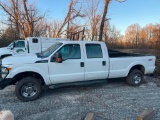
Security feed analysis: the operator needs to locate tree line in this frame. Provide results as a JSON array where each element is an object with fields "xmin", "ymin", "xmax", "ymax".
[
  {"xmin": 0, "ymin": 0, "xmax": 159, "ymax": 51},
  {"xmin": 109, "ymin": 23, "xmax": 160, "ymax": 50}
]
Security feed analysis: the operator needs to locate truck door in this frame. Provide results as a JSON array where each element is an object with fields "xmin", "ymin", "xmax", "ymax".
[
  {"xmin": 12, "ymin": 41, "xmax": 27, "ymax": 55},
  {"xmin": 84, "ymin": 43, "xmax": 108, "ymax": 80},
  {"xmin": 48, "ymin": 43, "xmax": 85, "ymax": 84}
]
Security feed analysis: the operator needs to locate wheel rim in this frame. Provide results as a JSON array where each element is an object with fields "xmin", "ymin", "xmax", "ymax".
[
  {"xmin": 133, "ymin": 74, "xmax": 142, "ymax": 84},
  {"xmin": 21, "ymin": 83, "xmax": 37, "ymax": 98}
]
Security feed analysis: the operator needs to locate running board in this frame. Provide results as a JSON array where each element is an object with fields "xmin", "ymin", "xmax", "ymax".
[{"xmin": 48, "ymin": 79, "xmax": 108, "ymax": 89}]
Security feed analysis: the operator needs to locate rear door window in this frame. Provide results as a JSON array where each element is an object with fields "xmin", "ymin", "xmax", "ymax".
[{"xmin": 85, "ymin": 44, "xmax": 103, "ymax": 58}]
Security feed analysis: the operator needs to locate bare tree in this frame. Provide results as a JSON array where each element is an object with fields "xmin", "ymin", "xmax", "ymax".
[
  {"xmin": 125, "ymin": 24, "xmax": 141, "ymax": 48},
  {"xmin": 107, "ymin": 25, "xmax": 120, "ymax": 45},
  {"xmin": 0, "ymin": 0, "xmax": 22, "ymax": 38},
  {"xmin": 99, "ymin": 0, "xmax": 126, "ymax": 41},
  {"xmin": 34, "ymin": 19, "xmax": 48, "ymax": 37},
  {"xmin": 21, "ymin": 0, "xmax": 46, "ymax": 37},
  {"xmin": 46, "ymin": 20, "xmax": 63, "ymax": 38},
  {"xmin": 0, "ymin": 0, "xmax": 46, "ymax": 39},
  {"xmin": 84, "ymin": 0, "xmax": 102, "ymax": 41},
  {"xmin": 155, "ymin": 25, "xmax": 160, "ymax": 52},
  {"xmin": 55, "ymin": 0, "xmax": 85, "ymax": 38}
]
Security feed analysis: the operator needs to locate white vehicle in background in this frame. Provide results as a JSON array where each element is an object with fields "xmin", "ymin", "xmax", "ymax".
[
  {"xmin": 0, "ymin": 40, "xmax": 156, "ymax": 102},
  {"xmin": 0, "ymin": 37, "xmax": 69, "ymax": 58}
]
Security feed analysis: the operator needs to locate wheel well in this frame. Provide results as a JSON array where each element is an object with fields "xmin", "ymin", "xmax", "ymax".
[
  {"xmin": 129, "ymin": 65, "xmax": 145, "ymax": 74},
  {"xmin": 12, "ymin": 72, "xmax": 45, "ymax": 85}
]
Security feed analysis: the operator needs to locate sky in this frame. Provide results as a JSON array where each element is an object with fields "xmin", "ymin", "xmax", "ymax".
[{"xmin": 31, "ymin": 0, "xmax": 160, "ymax": 34}]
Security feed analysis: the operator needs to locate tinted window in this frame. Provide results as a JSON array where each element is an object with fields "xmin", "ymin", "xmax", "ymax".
[
  {"xmin": 57, "ymin": 44, "xmax": 81, "ymax": 60},
  {"xmin": 41, "ymin": 43, "xmax": 62, "ymax": 57},
  {"xmin": 86, "ymin": 44, "xmax": 103, "ymax": 58},
  {"xmin": 7, "ymin": 42, "xmax": 13, "ymax": 47},
  {"xmin": 32, "ymin": 38, "xmax": 38, "ymax": 43},
  {"xmin": 15, "ymin": 41, "xmax": 25, "ymax": 48}
]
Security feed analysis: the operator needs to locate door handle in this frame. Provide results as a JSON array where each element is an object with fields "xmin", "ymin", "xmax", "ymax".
[
  {"xmin": 80, "ymin": 62, "xmax": 84, "ymax": 67},
  {"xmin": 102, "ymin": 61, "xmax": 106, "ymax": 66}
]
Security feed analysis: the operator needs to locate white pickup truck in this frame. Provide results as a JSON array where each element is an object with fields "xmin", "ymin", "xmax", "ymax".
[
  {"xmin": 0, "ymin": 37, "xmax": 68, "ymax": 58},
  {"xmin": 0, "ymin": 41, "xmax": 156, "ymax": 102}
]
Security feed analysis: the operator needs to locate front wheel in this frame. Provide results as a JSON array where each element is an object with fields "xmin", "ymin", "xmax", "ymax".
[
  {"xmin": 126, "ymin": 69, "xmax": 143, "ymax": 86},
  {"xmin": 15, "ymin": 77, "xmax": 42, "ymax": 102}
]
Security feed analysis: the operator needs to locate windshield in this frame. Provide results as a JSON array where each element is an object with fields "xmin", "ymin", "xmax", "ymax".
[
  {"xmin": 39, "ymin": 42, "xmax": 63, "ymax": 57},
  {"xmin": 7, "ymin": 42, "xmax": 14, "ymax": 47}
]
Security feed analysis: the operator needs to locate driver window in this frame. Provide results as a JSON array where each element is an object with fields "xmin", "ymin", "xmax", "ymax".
[
  {"xmin": 15, "ymin": 41, "xmax": 25, "ymax": 48},
  {"xmin": 57, "ymin": 44, "xmax": 81, "ymax": 60}
]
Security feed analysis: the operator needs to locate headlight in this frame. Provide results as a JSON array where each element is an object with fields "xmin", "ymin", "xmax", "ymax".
[
  {"xmin": 1, "ymin": 67, "xmax": 12, "ymax": 73},
  {"xmin": 1, "ymin": 65, "xmax": 12, "ymax": 79}
]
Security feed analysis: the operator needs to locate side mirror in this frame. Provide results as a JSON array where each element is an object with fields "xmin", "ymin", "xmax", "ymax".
[
  {"xmin": 10, "ymin": 46, "xmax": 14, "ymax": 50},
  {"xmin": 55, "ymin": 53, "xmax": 62, "ymax": 63}
]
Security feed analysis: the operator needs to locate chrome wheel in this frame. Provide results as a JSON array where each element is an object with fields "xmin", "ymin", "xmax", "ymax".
[
  {"xmin": 126, "ymin": 69, "xmax": 143, "ymax": 86},
  {"xmin": 16, "ymin": 77, "xmax": 42, "ymax": 102},
  {"xmin": 21, "ymin": 83, "xmax": 37, "ymax": 98},
  {"xmin": 133, "ymin": 74, "xmax": 142, "ymax": 84}
]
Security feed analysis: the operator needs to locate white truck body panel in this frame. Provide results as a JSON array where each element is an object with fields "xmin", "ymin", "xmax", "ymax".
[
  {"xmin": 48, "ymin": 42, "xmax": 85, "ymax": 84},
  {"xmin": 109, "ymin": 56, "xmax": 155, "ymax": 78},
  {"xmin": 2, "ymin": 54, "xmax": 51, "ymax": 85},
  {"xmin": 1, "ymin": 41, "xmax": 156, "ymax": 86},
  {"xmin": 0, "ymin": 47, "xmax": 11, "ymax": 56},
  {"xmin": 84, "ymin": 42, "xmax": 108, "ymax": 80}
]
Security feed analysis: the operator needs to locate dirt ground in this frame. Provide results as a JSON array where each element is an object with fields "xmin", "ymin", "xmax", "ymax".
[{"xmin": 0, "ymin": 77, "xmax": 160, "ymax": 120}]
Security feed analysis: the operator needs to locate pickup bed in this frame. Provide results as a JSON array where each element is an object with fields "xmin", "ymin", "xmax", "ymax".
[
  {"xmin": 108, "ymin": 50, "xmax": 144, "ymax": 57},
  {"xmin": 0, "ymin": 41, "xmax": 156, "ymax": 102}
]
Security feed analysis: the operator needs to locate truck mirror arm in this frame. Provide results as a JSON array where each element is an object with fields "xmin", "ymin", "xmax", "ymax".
[{"xmin": 10, "ymin": 47, "xmax": 14, "ymax": 50}]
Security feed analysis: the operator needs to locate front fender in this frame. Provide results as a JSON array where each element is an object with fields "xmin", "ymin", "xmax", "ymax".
[
  {"xmin": 0, "ymin": 51, "xmax": 12, "ymax": 57},
  {"xmin": 6, "ymin": 66, "xmax": 51, "ymax": 85}
]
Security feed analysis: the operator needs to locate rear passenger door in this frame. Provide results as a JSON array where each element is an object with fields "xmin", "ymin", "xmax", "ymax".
[{"xmin": 84, "ymin": 43, "xmax": 108, "ymax": 80}]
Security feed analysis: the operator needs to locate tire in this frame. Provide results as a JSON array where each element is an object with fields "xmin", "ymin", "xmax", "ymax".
[
  {"xmin": 15, "ymin": 77, "xmax": 42, "ymax": 102},
  {"xmin": 126, "ymin": 69, "xmax": 143, "ymax": 86}
]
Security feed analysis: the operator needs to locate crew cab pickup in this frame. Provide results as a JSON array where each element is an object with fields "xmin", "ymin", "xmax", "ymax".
[{"xmin": 0, "ymin": 41, "xmax": 156, "ymax": 102}]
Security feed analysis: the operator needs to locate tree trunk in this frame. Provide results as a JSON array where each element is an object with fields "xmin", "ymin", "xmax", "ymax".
[{"xmin": 99, "ymin": 0, "xmax": 111, "ymax": 41}]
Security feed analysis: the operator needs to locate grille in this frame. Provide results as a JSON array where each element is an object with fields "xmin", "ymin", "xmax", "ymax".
[{"xmin": 0, "ymin": 59, "xmax": 2, "ymax": 79}]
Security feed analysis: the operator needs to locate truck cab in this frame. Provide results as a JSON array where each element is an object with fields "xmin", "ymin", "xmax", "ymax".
[
  {"xmin": 0, "ymin": 40, "xmax": 27, "ymax": 58},
  {"xmin": 0, "ymin": 37, "xmax": 69, "ymax": 59}
]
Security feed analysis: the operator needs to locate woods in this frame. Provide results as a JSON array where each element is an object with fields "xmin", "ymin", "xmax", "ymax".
[
  {"xmin": 0, "ymin": 0, "xmax": 159, "ymax": 50},
  {"xmin": 124, "ymin": 23, "xmax": 160, "ymax": 50}
]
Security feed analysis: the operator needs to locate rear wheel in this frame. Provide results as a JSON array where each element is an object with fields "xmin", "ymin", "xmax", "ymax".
[
  {"xmin": 126, "ymin": 69, "xmax": 143, "ymax": 86},
  {"xmin": 15, "ymin": 77, "xmax": 42, "ymax": 102}
]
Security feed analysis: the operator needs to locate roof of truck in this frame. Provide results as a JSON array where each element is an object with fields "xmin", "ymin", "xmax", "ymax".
[{"xmin": 56, "ymin": 40, "xmax": 105, "ymax": 44}]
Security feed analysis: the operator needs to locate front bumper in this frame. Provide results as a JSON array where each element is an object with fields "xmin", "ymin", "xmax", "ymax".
[
  {"xmin": 0, "ymin": 78, "xmax": 13, "ymax": 90},
  {"xmin": 0, "ymin": 62, "xmax": 12, "ymax": 90}
]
